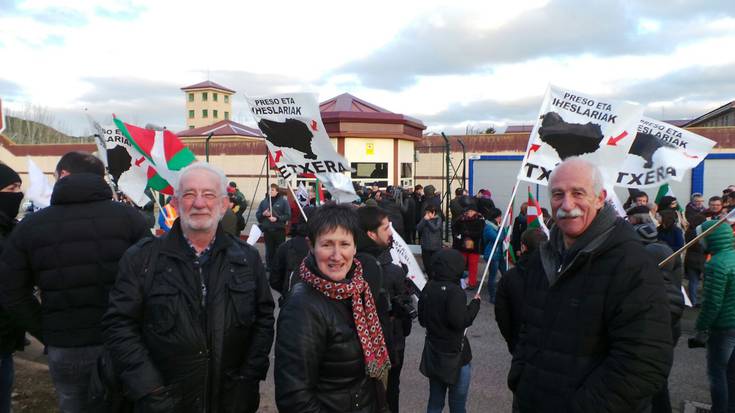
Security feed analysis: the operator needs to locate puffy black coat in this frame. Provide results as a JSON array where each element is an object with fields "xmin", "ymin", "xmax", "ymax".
[
  {"xmin": 684, "ymin": 223, "xmax": 706, "ymax": 274},
  {"xmin": 274, "ymin": 256, "xmax": 380, "ymax": 413},
  {"xmin": 510, "ymin": 210, "xmax": 673, "ymax": 413},
  {"xmin": 642, "ymin": 241, "xmax": 685, "ymax": 342},
  {"xmin": 269, "ymin": 235, "xmax": 309, "ymax": 302},
  {"xmin": 451, "ymin": 213, "xmax": 485, "ymax": 254},
  {"xmin": 0, "ymin": 173, "xmax": 149, "ymax": 347},
  {"xmin": 0, "ymin": 211, "xmax": 25, "ymax": 354},
  {"xmin": 418, "ymin": 249, "xmax": 480, "ymax": 367},
  {"xmin": 102, "ymin": 220, "xmax": 275, "ymax": 412},
  {"xmin": 494, "ymin": 253, "xmax": 530, "ymax": 354}
]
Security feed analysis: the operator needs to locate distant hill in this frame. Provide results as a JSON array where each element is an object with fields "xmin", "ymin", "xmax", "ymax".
[{"xmin": 3, "ymin": 116, "xmax": 94, "ymax": 144}]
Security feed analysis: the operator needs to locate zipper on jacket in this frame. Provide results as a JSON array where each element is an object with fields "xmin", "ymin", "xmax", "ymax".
[{"xmin": 193, "ymin": 259, "xmax": 209, "ymax": 412}]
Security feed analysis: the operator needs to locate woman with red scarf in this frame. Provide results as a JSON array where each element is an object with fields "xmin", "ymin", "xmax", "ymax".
[{"xmin": 275, "ymin": 204, "xmax": 391, "ymax": 413}]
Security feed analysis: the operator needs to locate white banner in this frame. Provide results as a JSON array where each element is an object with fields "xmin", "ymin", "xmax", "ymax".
[
  {"xmin": 518, "ymin": 85, "xmax": 643, "ymax": 186},
  {"xmin": 389, "ymin": 223, "xmax": 427, "ymax": 290},
  {"xmin": 98, "ymin": 125, "xmax": 151, "ymax": 206},
  {"xmin": 614, "ymin": 117, "xmax": 716, "ymax": 188},
  {"xmin": 246, "ymin": 93, "xmax": 358, "ymax": 203}
]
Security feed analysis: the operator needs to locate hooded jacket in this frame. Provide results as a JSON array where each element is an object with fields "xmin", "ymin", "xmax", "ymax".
[
  {"xmin": 418, "ymin": 249, "xmax": 480, "ymax": 366},
  {"xmin": 103, "ymin": 220, "xmax": 275, "ymax": 412},
  {"xmin": 0, "ymin": 208, "xmax": 25, "ymax": 354},
  {"xmin": 0, "ymin": 173, "xmax": 149, "ymax": 347},
  {"xmin": 510, "ymin": 204, "xmax": 673, "ymax": 413},
  {"xmin": 695, "ymin": 220, "xmax": 735, "ymax": 332}
]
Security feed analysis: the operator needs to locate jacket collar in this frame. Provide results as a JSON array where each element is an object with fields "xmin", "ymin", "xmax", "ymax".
[
  {"xmin": 50, "ymin": 174, "xmax": 112, "ymax": 205},
  {"xmin": 540, "ymin": 203, "xmax": 620, "ymax": 286},
  {"xmin": 160, "ymin": 219, "xmax": 232, "ymax": 259}
]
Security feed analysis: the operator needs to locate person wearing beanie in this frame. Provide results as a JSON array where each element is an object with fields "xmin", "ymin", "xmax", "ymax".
[
  {"xmin": 418, "ymin": 248, "xmax": 480, "ymax": 413},
  {"xmin": 693, "ymin": 220, "xmax": 735, "ymax": 413},
  {"xmin": 0, "ymin": 152, "xmax": 150, "ymax": 412},
  {"xmin": 0, "ymin": 163, "xmax": 25, "ymax": 413}
]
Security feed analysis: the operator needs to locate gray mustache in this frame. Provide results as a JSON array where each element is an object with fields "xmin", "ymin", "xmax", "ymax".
[{"xmin": 556, "ymin": 208, "xmax": 583, "ymax": 219}]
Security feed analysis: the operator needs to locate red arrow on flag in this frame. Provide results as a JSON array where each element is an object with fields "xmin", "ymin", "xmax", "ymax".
[
  {"xmin": 135, "ymin": 156, "xmax": 145, "ymax": 167},
  {"xmin": 527, "ymin": 144, "xmax": 541, "ymax": 157},
  {"xmin": 274, "ymin": 150, "xmax": 283, "ymax": 163},
  {"xmin": 310, "ymin": 120, "xmax": 318, "ymax": 131},
  {"xmin": 606, "ymin": 131, "xmax": 628, "ymax": 146}
]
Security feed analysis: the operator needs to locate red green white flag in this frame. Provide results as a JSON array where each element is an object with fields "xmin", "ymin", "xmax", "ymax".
[
  {"xmin": 527, "ymin": 187, "xmax": 550, "ymax": 237},
  {"xmin": 113, "ymin": 118, "xmax": 196, "ymax": 195}
]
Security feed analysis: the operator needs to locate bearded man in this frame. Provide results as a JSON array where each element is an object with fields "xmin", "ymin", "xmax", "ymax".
[{"xmin": 103, "ymin": 162, "xmax": 274, "ymax": 413}]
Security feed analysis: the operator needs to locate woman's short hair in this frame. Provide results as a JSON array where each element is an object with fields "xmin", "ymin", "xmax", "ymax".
[{"xmin": 308, "ymin": 204, "xmax": 360, "ymax": 243}]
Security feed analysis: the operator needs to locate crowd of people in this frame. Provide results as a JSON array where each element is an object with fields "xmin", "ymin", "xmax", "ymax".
[{"xmin": 0, "ymin": 151, "xmax": 733, "ymax": 412}]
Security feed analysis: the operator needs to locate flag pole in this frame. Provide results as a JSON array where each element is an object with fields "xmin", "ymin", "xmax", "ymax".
[
  {"xmin": 266, "ymin": 153, "xmax": 273, "ymax": 213},
  {"xmin": 285, "ymin": 179, "xmax": 309, "ymax": 222},
  {"xmin": 659, "ymin": 209, "xmax": 735, "ymax": 268},
  {"xmin": 476, "ymin": 181, "xmax": 520, "ymax": 296},
  {"xmin": 244, "ymin": 155, "xmax": 267, "ymax": 228}
]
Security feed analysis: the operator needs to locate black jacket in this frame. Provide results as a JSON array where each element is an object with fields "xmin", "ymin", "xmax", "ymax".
[
  {"xmin": 495, "ymin": 253, "xmax": 530, "ymax": 354},
  {"xmin": 102, "ymin": 220, "xmax": 275, "ymax": 412},
  {"xmin": 270, "ymin": 235, "xmax": 309, "ymax": 303},
  {"xmin": 0, "ymin": 211, "xmax": 25, "ymax": 354},
  {"xmin": 274, "ymin": 256, "xmax": 380, "ymax": 413},
  {"xmin": 509, "ymin": 206, "xmax": 673, "ymax": 413},
  {"xmin": 642, "ymin": 240, "xmax": 685, "ymax": 343},
  {"xmin": 684, "ymin": 224, "xmax": 706, "ymax": 274},
  {"xmin": 256, "ymin": 195, "xmax": 291, "ymax": 232},
  {"xmin": 418, "ymin": 249, "xmax": 480, "ymax": 366},
  {"xmin": 451, "ymin": 213, "xmax": 485, "ymax": 254},
  {"xmin": 0, "ymin": 173, "xmax": 149, "ymax": 347}
]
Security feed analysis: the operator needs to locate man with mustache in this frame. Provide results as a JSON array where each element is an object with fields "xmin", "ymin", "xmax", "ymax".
[{"xmin": 508, "ymin": 157, "xmax": 673, "ymax": 413}]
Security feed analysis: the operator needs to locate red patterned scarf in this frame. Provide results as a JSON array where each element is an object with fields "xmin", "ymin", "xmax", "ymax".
[{"xmin": 299, "ymin": 257, "xmax": 391, "ymax": 384}]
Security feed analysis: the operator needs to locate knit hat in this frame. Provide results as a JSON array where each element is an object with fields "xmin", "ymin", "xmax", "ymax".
[
  {"xmin": 634, "ymin": 222, "xmax": 658, "ymax": 244},
  {"xmin": 0, "ymin": 164, "xmax": 21, "ymax": 190}
]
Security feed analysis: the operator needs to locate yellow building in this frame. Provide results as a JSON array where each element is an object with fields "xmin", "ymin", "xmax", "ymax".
[{"xmin": 181, "ymin": 81, "xmax": 235, "ymax": 129}]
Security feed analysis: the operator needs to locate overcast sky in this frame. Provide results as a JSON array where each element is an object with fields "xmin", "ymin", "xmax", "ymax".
[{"xmin": 1, "ymin": 0, "xmax": 734, "ymax": 136}]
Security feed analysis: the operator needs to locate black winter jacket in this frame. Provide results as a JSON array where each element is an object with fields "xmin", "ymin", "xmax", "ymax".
[
  {"xmin": 642, "ymin": 240, "xmax": 685, "ymax": 342},
  {"xmin": 510, "ymin": 206, "xmax": 673, "ymax": 413},
  {"xmin": 451, "ymin": 213, "xmax": 485, "ymax": 254},
  {"xmin": 270, "ymin": 235, "xmax": 309, "ymax": 303},
  {"xmin": 0, "ymin": 211, "xmax": 25, "ymax": 354},
  {"xmin": 0, "ymin": 173, "xmax": 149, "ymax": 347},
  {"xmin": 102, "ymin": 220, "xmax": 275, "ymax": 412},
  {"xmin": 418, "ymin": 249, "xmax": 480, "ymax": 366},
  {"xmin": 495, "ymin": 253, "xmax": 530, "ymax": 354},
  {"xmin": 274, "ymin": 256, "xmax": 380, "ymax": 413}
]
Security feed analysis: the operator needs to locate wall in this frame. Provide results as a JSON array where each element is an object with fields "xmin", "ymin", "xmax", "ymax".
[{"xmin": 184, "ymin": 89, "xmax": 234, "ymax": 129}]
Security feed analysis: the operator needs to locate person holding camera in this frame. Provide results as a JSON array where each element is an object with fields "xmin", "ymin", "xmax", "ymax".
[
  {"xmin": 357, "ymin": 206, "xmax": 414, "ymax": 413},
  {"xmin": 691, "ymin": 220, "xmax": 735, "ymax": 413}
]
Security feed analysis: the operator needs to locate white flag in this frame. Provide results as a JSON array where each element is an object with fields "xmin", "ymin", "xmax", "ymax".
[
  {"xmin": 26, "ymin": 157, "xmax": 53, "ymax": 208},
  {"xmin": 389, "ymin": 223, "xmax": 427, "ymax": 290},
  {"xmin": 246, "ymin": 93, "xmax": 358, "ymax": 203},
  {"xmin": 519, "ymin": 84, "xmax": 643, "ymax": 186},
  {"xmin": 614, "ymin": 117, "xmax": 716, "ymax": 188}
]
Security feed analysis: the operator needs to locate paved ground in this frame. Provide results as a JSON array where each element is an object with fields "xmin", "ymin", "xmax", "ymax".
[{"xmin": 14, "ymin": 242, "xmax": 712, "ymax": 412}]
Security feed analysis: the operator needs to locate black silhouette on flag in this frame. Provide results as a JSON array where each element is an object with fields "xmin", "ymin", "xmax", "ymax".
[
  {"xmin": 538, "ymin": 112, "xmax": 604, "ymax": 159},
  {"xmin": 257, "ymin": 118, "xmax": 318, "ymax": 160},
  {"xmin": 628, "ymin": 133, "xmax": 676, "ymax": 168}
]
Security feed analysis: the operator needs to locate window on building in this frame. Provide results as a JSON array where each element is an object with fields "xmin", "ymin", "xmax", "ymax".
[
  {"xmin": 189, "ymin": 125, "xmax": 195, "ymax": 129},
  {"xmin": 224, "ymin": 111, "xmax": 229, "ymax": 120},
  {"xmin": 202, "ymin": 92, "xmax": 208, "ymax": 101},
  {"xmin": 188, "ymin": 93, "xmax": 194, "ymax": 102},
  {"xmin": 202, "ymin": 109, "xmax": 208, "ymax": 118},
  {"xmin": 213, "ymin": 93, "xmax": 218, "ymax": 102},
  {"xmin": 351, "ymin": 162, "xmax": 388, "ymax": 179},
  {"xmin": 213, "ymin": 110, "xmax": 218, "ymax": 118},
  {"xmin": 224, "ymin": 95, "xmax": 229, "ymax": 103},
  {"xmin": 188, "ymin": 110, "xmax": 195, "ymax": 119},
  {"xmin": 400, "ymin": 163, "xmax": 412, "ymax": 178}
]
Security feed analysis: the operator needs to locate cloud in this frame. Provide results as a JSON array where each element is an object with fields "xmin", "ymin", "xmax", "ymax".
[
  {"xmin": 94, "ymin": 2, "xmax": 147, "ymax": 21},
  {"xmin": 0, "ymin": 78, "xmax": 23, "ymax": 98},
  {"xmin": 619, "ymin": 63, "xmax": 735, "ymax": 104},
  {"xmin": 32, "ymin": 7, "xmax": 88, "ymax": 26},
  {"xmin": 420, "ymin": 96, "xmax": 541, "ymax": 125},
  {"xmin": 336, "ymin": 0, "xmax": 735, "ymax": 90}
]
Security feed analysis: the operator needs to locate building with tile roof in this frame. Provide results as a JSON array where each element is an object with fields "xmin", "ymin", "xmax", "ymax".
[{"xmin": 181, "ymin": 81, "xmax": 236, "ymax": 129}]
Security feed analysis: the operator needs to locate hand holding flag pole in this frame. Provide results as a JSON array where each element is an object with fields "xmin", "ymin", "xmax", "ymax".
[{"xmin": 659, "ymin": 208, "xmax": 735, "ymax": 268}]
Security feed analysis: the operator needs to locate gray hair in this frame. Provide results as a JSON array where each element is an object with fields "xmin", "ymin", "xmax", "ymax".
[
  {"xmin": 548, "ymin": 157, "xmax": 604, "ymax": 196},
  {"xmin": 175, "ymin": 162, "xmax": 228, "ymax": 197}
]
